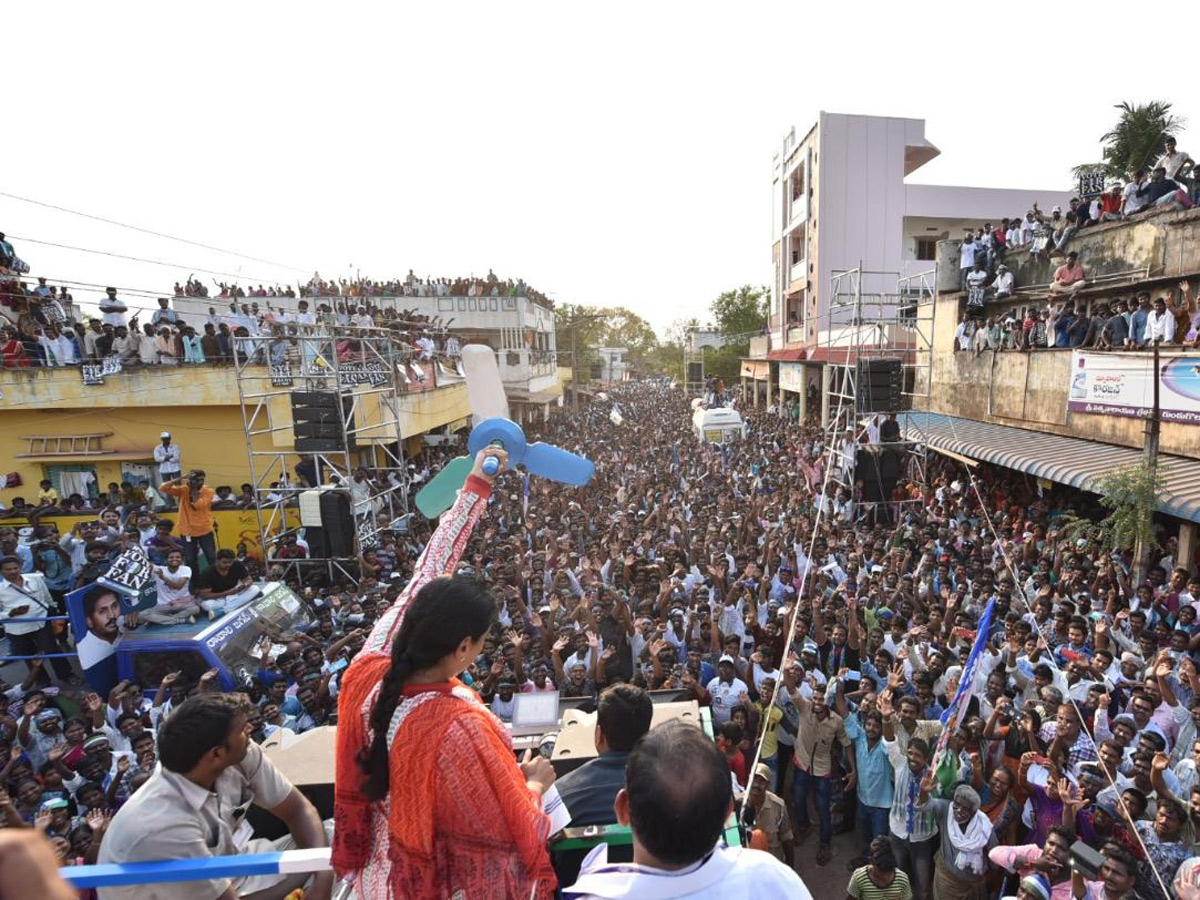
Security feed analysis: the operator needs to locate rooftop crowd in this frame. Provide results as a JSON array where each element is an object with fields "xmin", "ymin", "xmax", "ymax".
[
  {"xmin": 299, "ymin": 268, "xmax": 554, "ymax": 308},
  {"xmin": 0, "ymin": 379, "xmax": 1196, "ymax": 899},
  {"xmin": 1, "ymin": 241, "xmax": 550, "ymax": 372},
  {"xmin": 0, "ymin": 286, "xmax": 458, "ymax": 371},
  {"xmin": 954, "ymin": 137, "xmax": 1200, "ymax": 353}
]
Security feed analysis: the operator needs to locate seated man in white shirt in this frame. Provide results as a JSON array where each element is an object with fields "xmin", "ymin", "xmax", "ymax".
[
  {"xmin": 142, "ymin": 550, "xmax": 201, "ymax": 625},
  {"xmin": 564, "ymin": 719, "xmax": 810, "ymax": 900}
]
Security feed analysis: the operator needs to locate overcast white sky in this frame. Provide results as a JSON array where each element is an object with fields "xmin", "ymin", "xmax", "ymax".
[{"xmin": 5, "ymin": 3, "xmax": 1197, "ymax": 334}]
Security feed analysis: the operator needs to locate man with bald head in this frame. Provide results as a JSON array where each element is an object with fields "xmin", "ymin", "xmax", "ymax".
[{"xmin": 564, "ymin": 720, "xmax": 810, "ymax": 898}]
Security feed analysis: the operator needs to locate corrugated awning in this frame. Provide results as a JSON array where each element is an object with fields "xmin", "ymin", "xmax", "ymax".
[
  {"xmin": 766, "ymin": 349, "xmax": 806, "ymax": 361},
  {"xmin": 901, "ymin": 412, "xmax": 1200, "ymax": 524}
]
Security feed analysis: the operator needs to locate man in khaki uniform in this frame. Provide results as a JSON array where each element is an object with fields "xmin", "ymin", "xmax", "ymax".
[
  {"xmin": 742, "ymin": 763, "xmax": 795, "ymax": 867},
  {"xmin": 98, "ymin": 693, "xmax": 333, "ymax": 900}
]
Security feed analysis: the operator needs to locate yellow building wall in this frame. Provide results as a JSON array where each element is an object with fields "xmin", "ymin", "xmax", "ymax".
[{"xmin": 0, "ymin": 366, "xmax": 472, "ymax": 506}]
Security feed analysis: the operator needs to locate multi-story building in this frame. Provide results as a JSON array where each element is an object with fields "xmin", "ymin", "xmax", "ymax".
[
  {"xmin": 172, "ymin": 290, "xmax": 562, "ymax": 423},
  {"xmin": 749, "ymin": 112, "xmax": 1073, "ymax": 414},
  {"xmin": 595, "ymin": 347, "xmax": 629, "ymax": 384}
]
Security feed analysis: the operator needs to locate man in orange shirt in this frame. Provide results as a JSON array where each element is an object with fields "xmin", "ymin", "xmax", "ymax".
[
  {"xmin": 161, "ymin": 469, "xmax": 217, "ymax": 571},
  {"xmin": 1049, "ymin": 251, "xmax": 1086, "ymax": 296}
]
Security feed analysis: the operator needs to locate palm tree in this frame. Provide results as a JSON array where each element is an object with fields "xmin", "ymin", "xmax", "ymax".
[{"xmin": 1072, "ymin": 101, "xmax": 1185, "ymax": 182}]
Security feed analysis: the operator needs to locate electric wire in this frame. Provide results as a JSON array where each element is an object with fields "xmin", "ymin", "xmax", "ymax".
[
  {"xmin": 0, "ymin": 190, "xmax": 310, "ymax": 273},
  {"xmin": 5, "ymin": 235, "xmax": 292, "ymax": 286}
]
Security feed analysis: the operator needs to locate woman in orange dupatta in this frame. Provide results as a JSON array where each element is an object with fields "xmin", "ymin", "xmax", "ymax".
[{"xmin": 332, "ymin": 449, "xmax": 557, "ymax": 899}]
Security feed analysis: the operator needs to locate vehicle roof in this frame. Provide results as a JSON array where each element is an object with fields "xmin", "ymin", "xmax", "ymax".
[
  {"xmin": 693, "ymin": 407, "xmax": 743, "ymax": 424},
  {"xmin": 120, "ymin": 618, "xmax": 210, "ymax": 645}
]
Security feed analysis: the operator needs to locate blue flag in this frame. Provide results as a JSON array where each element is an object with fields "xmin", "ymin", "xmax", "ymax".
[{"xmin": 935, "ymin": 596, "xmax": 996, "ymax": 754}]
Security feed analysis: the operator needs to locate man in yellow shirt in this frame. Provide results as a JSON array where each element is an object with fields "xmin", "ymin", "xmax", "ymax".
[
  {"xmin": 160, "ymin": 469, "xmax": 216, "ymax": 571},
  {"xmin": 753, "ymin": 678, "xmax": 784, "ymax": 785},
  {"xmin": 36, "ymin": 480, "xmax": 60, "ymax": 508}
]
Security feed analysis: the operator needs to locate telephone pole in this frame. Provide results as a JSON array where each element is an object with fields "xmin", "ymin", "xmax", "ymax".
[
  {"xmin": 1135, "ymin": 342, "xmax": 1161, "ymax": 583},
  {"xmin": 1144, "ymin": 342, "xmax": 1161, "ymax": 475}
]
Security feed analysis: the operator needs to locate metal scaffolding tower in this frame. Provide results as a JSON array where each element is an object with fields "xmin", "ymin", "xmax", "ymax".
[
  {"xmin": 233, "ymin": 327, "xmax": 422, "ymax": 586},
  {"xmin": 817, "ymin": 265, "xmax": 937, "ymax": 521}
]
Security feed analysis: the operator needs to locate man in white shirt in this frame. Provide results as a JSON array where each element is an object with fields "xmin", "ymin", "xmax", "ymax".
[
  {"xmin": 1146, "ymin": 296, "xmax": 1176, "ymax": 345},
  {"xmin": 1020, "ymin": 211, "xmax": 1037, "ymax": 244},
  {"xmin": 294, "ymin": 300, "xmax": 320, "ymax": 372},
  {"xmin": 993, "ymin": 264, "xmax": 1015, "ymax": 299},
  {"xmin": 0, "ymin": 557, "xmax": 75, "ymax": 682},
  {"xmin": 38, "ymin": 324, "xmax": 76, "ymax": 366},
  {"xmin": 98, "ymin": 288, "xmax": 128, "ymax": 328},
  {"xmin": 136, "ymin": 323, "xmax": 159, "ymax": 365},
  {"xmin": 1157, "ymin": 137, "xmax": 1192, "ymax": 182},
  {"xmin": 153, "ymin": 432, "xmax": 182, "ymax": 485},
  {"xmin": 955, "ymin": 319, "xmax": 973, "ymax": 352},
  {"xmin": 564, "ymin": 721, "xmax": 809, "ymax": 900},
  {"xmin": 705, "ymin": 655, "xmax": 750, "ymax": 727},
  {"xmin": 76, "ymin": 585, "xmax": 126, "ymax": 670},
  {"xmin": 1123, "ymin": 170, "xmax": 1150, "ymax": 215},
  {"xmin": 959, "ymin": 235, "xmax": 977, "ymax": 288},
  {"xmin": 142, "ymin": 550, "xmax": 200, "ymax": 625}
]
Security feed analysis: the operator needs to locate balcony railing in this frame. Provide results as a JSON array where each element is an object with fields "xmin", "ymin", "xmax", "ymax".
[
  {"xmin": 788, "ymin": 196, "xmax": 808, "ymax": 228},
  {"xmin": 789, "ymin": 258, "xmax": 807, "ymax": 286}
]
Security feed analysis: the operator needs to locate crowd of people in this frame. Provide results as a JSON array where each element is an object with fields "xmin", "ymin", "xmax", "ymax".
[
  {"xmin": 0, "ymin": 285, "xmax": 460, "ymax": 371},
  {"xmin": 955, "ymin": 274, "xmax": 1200, "ymax": 354},
  {"xmin": 0, "ymin": 235, "xmax": 557, "ymax": 372},
  {"xmin": 299, "ymin": 268, "xmax": 554, "ymax": 308},
  {"xmin": 952, "ymin": 140, "xmax": 1200, "ymax": 354},
  {"xmin": 0, "ymin": 379, "xmax": 1196, "ymax": 899}
]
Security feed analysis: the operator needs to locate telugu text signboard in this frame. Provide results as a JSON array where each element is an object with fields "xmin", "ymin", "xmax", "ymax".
[{"xmin": 1067, "ymin": 351, "xmax": 1200, "ymax": 424}]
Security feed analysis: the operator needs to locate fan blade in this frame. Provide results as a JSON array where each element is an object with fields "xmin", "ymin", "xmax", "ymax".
[
  {"xmin": 522, "ymin": 443, "xmax": 595, "ymax": 487},
  {"xmin": 461, "ymin": 344, "xmax": 509, "ymax": 424},
  {"xmin": 414, "ymin": 456, "xmax": 474, "ymax": 518}
]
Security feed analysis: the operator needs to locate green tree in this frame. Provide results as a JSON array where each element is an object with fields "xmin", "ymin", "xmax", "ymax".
[
  {"xmin": 554, "ymin": 303, "xmax": 663, "ymax": 377},
  {"xmin": 1073, "ymin": 101, "xmax": 1184, "ymax": 181},
  {"xmin": 1062, "ymin": 463, "xmax": 1164, "ymax": 578},
  {"xmin": 711, "ymin": 285, "xmax": 768, "ymax": 338},
  {"xmin": 701, "ymin": 345, "xmax": 744, "ymax": 382}
]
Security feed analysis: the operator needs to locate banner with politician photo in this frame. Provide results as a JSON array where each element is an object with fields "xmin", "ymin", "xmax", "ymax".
[{"xmin": 64, "ymin": 546, "xmax": 160, "ymax": 692}]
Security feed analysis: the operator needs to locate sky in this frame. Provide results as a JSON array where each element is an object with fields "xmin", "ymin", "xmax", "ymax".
[{"xmin": 5, "ymin": 2, "xmax": 1199, "ymax": 335}]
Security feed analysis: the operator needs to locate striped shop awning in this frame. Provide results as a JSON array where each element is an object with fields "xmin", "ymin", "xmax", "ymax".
[{"xmin": 900, "ymin": 412, "xmax": 1200, "ymax": 524}]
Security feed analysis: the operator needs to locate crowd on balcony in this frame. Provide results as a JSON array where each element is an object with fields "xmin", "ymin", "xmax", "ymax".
[
  {"xmin": 0, "ymin": 294, "xmax": 459, "ymax": 371},
  {"xmin": 953, "ymin": 137, "xmax": 1200, "ymax": 355},
  {"xmin": 2, "ymin": 381, "xmax": 1199, "ymax": 898},
  {"xmin": 1, "ymin": 234, "xmax": 560, "ymax": 377},
  {"xmin": 956, "ymin": 273, "xmax": 1200, "ymax": 354},
  {"xmin": 0, "ymin": 278, "xmax": 462, "ymax": 374},
  {"xmin": 299, "ymin": 268, "xmax": 554, "ymax": 307}
]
